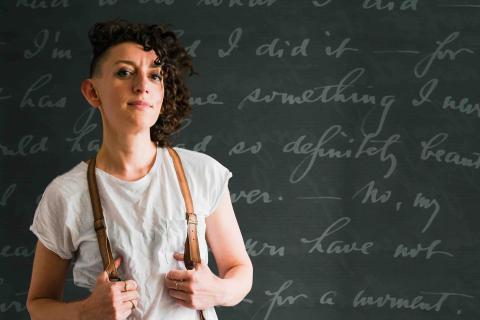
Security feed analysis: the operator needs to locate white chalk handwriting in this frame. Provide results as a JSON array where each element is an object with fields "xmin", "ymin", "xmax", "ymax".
[
  {"xmin": 420, "ymin": 133, "xmax": 480, "ymax": 170},
  {"xmin": 301, "ymin": 217, "xmax": 374, "ymax": 255},
  {"xmin": 24, "ymin": 29, "xmax": 72, "ymax": 59},
  {"xmin": 251, "ymin": 280, "xmax": 308, "ymax": 320},
  {"xmin": 245, "ymin": 238, "xmax": 285, "ymax": 256},
  {"xmin": 20, "ymin": 73, "xmax": 67, "ymax": 108},
  {"xmin": 353, "ymin": 289, "xmax": 473, "ymax": 312},
  {"xmin": 16, "ymin": 0, "xmax": 70, "ymax": 9},
  {"xmin": 65, "ymin": 108, "xmax": 100, "ymax": 152},
  {"xmin": 414, "ymin": 32, "xmax": 474, "ymax": 78},
  {"xmin": 0, "ymin": 135, "xmax": 48, "ymax": 156},
  {"xmin": 0, "ymin": 184, "xmax": 16, "ymax": 207}
]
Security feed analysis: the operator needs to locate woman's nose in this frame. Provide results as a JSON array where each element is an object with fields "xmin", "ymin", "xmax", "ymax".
[{"xmin": 132, "ymin": 73, "xmax": 149, "ymax": 94}]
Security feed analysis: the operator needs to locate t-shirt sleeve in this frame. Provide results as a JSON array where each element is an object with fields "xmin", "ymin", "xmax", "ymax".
[
  {"xmin": 29, "ymin": 179, "xmax": 75, "ymax": 259},
  {"xmin": 206, "ymin": 159, "xmax": 233, "ymax": 216}
]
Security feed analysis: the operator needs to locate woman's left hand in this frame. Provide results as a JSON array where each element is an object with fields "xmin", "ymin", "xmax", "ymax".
[{"xmin": 165, "ymin": 252, "xmax": 224, "ymax": 310}]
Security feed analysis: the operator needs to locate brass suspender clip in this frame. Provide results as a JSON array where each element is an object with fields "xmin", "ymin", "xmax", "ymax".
[
  {"xmin": 94, "ymin": 219, "xmax": 106, "ymax": 231},
  {"xmin": 186, "ymin": 212, "xmax": 198, "ymax": 225}
]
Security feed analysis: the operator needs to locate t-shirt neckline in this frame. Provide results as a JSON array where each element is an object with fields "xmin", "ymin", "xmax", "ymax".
[{"xmin": 82, "ymin": 147, "xmax": 163, "ymax": 186}]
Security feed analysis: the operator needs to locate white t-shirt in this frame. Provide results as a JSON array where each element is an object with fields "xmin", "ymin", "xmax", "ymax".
[{"xmin": 30, "ymin": 146, "xmax": 233, "ymax": 320}]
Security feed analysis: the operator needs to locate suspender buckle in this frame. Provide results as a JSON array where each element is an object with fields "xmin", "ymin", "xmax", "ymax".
[
  {"xmin": 94, "ymin": 219, "xmax": 106, "ymax": 231},
  {"xmin": 186, "ymin": 212, "xmax": 198, "ymax": 225}
]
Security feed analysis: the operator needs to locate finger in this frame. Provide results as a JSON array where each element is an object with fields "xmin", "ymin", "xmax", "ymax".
[
  {"xmin": 112, "ymin": 280, "xmax": 129, "ymax": 293},
  {"xmin": 166, "ymin": 269, "xmax": 189, "ymax": 281},
  {"xmin": 165, "ymin": 277, "xmax": 175, "ymax": 290},
  {"xmin": 121, "ymin": 290, "xmax": 140, "ymax": 302},
  {"xmin": 119, "ymin": 301, "xmax": 136, "ymax": 318},
  {"xmin": 175, "ymin": 299, "xmax": 189, "ymax": 308},
  {"xmin": 96, "ymin": 270, "xmax": 110, "ymax": 284},
  {"xmin": 165, "ymin": 278, "xmax": 178, "ymax": 290},
  {"xmin": 124, "ymin": 279, "xmax": 138, "ymax": 291},
  {"xmin": 113, "ymin": 256, "xmax": 122, "ymax": 269},
  {"xmin": 168, "ymin": 288, "xmax": 189, "ymax": 301},
  {"xmin": 167, "ymin": 278, "xmax": 193, "ymax": 294},
  {"xmin": 124, "ymin": 298, "xmax": 138, "ymax": 309},
  {"xmin": 114, "ymin": 280, "xmax": 138, "ymax": 294},
  {"xmin": 173, "ymin": 252, "xmax": 184, "ymax": 261},
  {"xmin": 120, "ymin": 299, "xmax": 137, "ymax": 316}
]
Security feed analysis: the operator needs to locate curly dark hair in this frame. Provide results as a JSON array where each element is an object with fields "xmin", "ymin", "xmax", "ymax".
[{"xmin": 87, "ymin": 18, "xmax": 196, "ymax": 147}]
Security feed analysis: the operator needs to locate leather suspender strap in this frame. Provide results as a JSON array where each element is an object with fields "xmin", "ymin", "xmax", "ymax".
[
  {"xmin": 85, "ymin": 148, "xmax": 206, "ymax": 319},
  {"xmin": 167, "ymin": 147, "xmax": 202, "ymax": 270},
  {"xmin": 166, "ymin": 147, "xmax": 206, "ymax": 320},
  {"xmin": 85, "ymin": 155, "xmax": 121, "ymax": 282}
]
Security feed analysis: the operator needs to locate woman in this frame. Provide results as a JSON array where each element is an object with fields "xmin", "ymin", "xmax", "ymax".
[{"xmin": 26, "ymin": 18, "xmax": 253, "ymax": 320}]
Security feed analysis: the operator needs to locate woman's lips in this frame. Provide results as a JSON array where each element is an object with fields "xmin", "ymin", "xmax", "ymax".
[{"xmin": 128, "ymin": 101, "xmax": 151, "ymax": 109}]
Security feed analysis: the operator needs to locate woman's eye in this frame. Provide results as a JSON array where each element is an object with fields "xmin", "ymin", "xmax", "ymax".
[
  {"xmin": 151, "ymin": 73, "xmax": 163, "ymax": 81},
  {"xmin": 117, "ymin": 69, "xmax": 132, "ymax": 77}
]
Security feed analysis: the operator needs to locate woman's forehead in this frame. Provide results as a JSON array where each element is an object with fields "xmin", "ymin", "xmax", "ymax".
[{"xmin": 103, "ymin": 42, "xmax": 160, "ymax": 66}]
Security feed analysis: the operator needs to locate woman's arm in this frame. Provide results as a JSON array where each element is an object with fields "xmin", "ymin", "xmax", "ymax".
[
  {"xmin": 26, "ymin": 240, "xmax": 83, "ymax": 320},
  {"xmin": 205, "ymin": 187, "xmax": 253, "ymax": 306},
  {"xmin": 27, "ymin": 241, "xmax": 139, "ymax": 320}
]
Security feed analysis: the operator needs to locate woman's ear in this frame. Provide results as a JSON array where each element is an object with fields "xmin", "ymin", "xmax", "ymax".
[{"xmin": 80, "ymin": 79, "xmax": 101, "ymax": 108}]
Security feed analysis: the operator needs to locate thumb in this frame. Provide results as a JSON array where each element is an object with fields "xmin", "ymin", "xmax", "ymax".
[
  {"xmin": 96, "ymin": 269, "xmax": 110, "ymax": 284},
  {"xmin": 96, "ymin": 256, "xmax": 122, "ymax": 285},
  {"xmin": 113, "ymin": 256, "xmax": 122, "ymax": 269},
  {"xmin": 174, "ymin": 252, "xmax": 184, "ymax": 261}
]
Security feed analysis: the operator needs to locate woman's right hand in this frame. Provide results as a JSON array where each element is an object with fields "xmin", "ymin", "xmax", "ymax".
[{"xmin": 80, "ymin": 257, "xmax": 139, "ymax": 320}]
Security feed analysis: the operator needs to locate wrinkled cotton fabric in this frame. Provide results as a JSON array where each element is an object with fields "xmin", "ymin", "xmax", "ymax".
[{"xmin": 30, "ymin": 147, "xmax": 232, "ymax": 319}]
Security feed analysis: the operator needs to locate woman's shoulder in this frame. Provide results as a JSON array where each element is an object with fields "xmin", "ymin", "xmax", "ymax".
[
  {"xmin": 171, "ymin": 146, "xmax": 217, "ymax": 161},
  {"xmin": 170, "ymin": 146, "xmax": 230, "ymax": 174},
  {"xmin": 42, "ymin": 161, "xmax": 89, "ymax": 202},
  {"xmin": 168, "ymin": 146, "xmax": 233, "ymax": 216}
]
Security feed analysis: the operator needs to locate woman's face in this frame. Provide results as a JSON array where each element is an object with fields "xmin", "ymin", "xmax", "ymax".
[{"xmin": 83, "ymin": 41, "xmax": 165, "ymax": 136}]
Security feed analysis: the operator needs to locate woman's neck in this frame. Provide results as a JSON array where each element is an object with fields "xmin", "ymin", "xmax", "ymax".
[{"xmin": 95, "ymin": 141, "xmax": 158, "ymax": 181}]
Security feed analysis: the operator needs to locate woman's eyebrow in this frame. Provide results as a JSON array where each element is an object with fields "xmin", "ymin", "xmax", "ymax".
[{"xmin": 113, "ymin": 60, "xmax": 161, "ymax": 68}]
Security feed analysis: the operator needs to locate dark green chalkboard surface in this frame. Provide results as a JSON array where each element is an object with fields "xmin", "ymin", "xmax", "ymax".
[{"xmin": 1, "ymin": 0, "xmax": 479, "ymax": 319}]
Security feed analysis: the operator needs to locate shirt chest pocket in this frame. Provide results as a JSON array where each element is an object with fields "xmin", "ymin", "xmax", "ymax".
[{"xmin": 165, "ymin": 214, "xmax": 208, "ymax": 267}]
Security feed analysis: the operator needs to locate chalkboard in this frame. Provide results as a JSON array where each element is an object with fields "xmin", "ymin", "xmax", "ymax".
[{"xmin": 1, "ymin": 0, "xmax": 479, "ymax": 319}]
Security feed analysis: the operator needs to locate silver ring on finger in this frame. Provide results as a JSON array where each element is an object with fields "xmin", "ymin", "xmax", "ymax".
[{"xmin": 175, "ymin": 280, "xmax": 179, "ymax": 290}]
